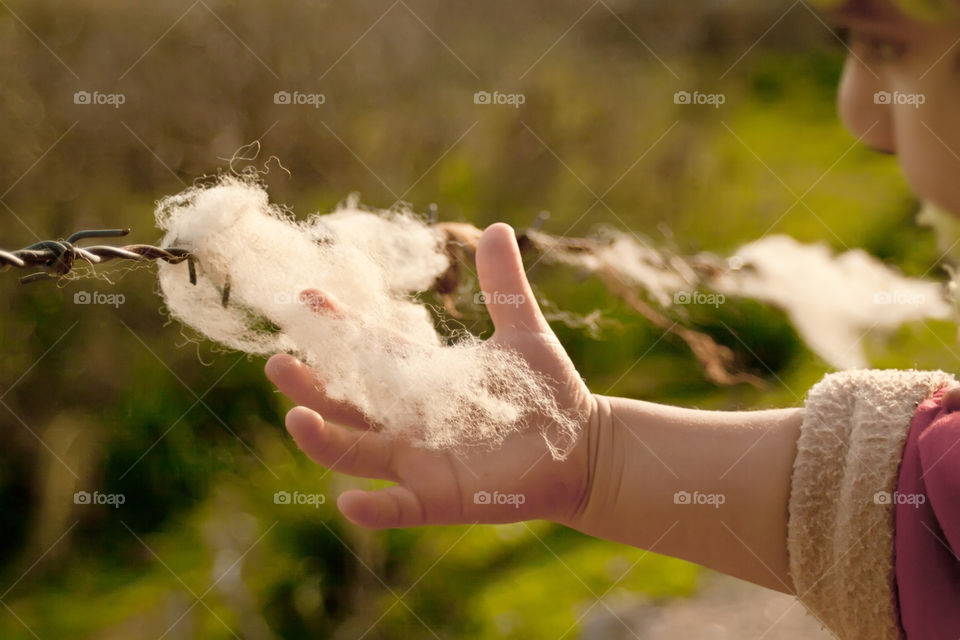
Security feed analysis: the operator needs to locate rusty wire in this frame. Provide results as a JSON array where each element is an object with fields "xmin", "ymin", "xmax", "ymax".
[
  {"xmin": 0, "ymin": 229, "xmax": 194, "ymax": 285},
  {"xmin": 1, "ymin": 224, "xmax": 761, "ymax": 386}
]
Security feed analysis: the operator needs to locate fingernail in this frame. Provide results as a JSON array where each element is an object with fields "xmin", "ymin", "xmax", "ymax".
[{"xmin": 265, "ymin": 353, "xmax": 296, "ymax": 380}]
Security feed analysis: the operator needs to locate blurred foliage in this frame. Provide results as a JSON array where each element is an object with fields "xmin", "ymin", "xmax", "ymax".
[
  {"xmin": 811, "ymin": 0, "xmax": 960, "ymax": 21},
  {"xmin": 0, "ymin": 0, "xmax": 956, "ymax": 637}
]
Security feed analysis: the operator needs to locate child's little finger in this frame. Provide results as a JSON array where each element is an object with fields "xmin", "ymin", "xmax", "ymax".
[{"xmin": 336, "ymin": 486, "xmax": 427, "ymax": 529}]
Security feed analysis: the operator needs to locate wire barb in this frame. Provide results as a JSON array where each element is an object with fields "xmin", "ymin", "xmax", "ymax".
[
  {"xmin": 3, "ymin": 224, "xmax": 764, "ymax": 388},
  {"xmin": 0, "ymin": 229, "xmax": 192, "ymax": 284}
]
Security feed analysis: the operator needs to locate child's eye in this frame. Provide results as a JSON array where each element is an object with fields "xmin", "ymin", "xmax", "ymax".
[
  {"xmin": 865, "ymin": 36, "xmax": 908, "ymax": 62},
  {"xmin": 848, "ymin": 31, "xmax": 909, "ymax": 63}
]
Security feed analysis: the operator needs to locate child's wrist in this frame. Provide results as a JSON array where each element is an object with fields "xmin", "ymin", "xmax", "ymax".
[{"xmin": 555, "ymin": 393, "xmax": 615, "ymax": 530}]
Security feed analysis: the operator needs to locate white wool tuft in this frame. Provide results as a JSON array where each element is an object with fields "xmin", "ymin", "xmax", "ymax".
[{"xmin": 155, "ymin": 176, "xmax": 580, "ymax": 458}]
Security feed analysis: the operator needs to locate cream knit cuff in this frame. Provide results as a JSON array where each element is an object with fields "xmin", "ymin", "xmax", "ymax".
[{"xmin": 788, "ymin": 369, "xmax": 956, "ymax": 640}]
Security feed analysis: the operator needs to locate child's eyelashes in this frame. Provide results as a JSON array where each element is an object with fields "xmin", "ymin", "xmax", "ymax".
[
  {"xmin": 831, "ymin": 22, "xmax": 910, "ymax": 65},
  {"xmin": 861, "ymin": 35, "xmax": 909, "ymax": 63},
  {"xmin": 841, "ymin": 29, "xmax": 909, "ymax": 64}
]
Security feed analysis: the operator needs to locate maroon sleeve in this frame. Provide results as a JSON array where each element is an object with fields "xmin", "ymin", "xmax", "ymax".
[{"xmin": 895, "ymin": 385, "xmax": 960, "ymax": 638}]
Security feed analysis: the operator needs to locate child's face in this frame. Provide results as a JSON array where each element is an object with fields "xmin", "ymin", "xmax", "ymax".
[{"xmin": 831, "ymin": 2, "xmax": 960, "ymax": 215}]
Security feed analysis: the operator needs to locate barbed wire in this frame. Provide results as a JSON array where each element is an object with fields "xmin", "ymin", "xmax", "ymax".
[
  {"xmin": 0, "ymin": 229, "xmax": 194, "ymax": 284},
  {"xmin": 434, "ymin": 223, "xmax": 766, "ymax": 388},
  {"xmin": 1, "ymin": 225, "xmax": 760, "ymax": 387}
]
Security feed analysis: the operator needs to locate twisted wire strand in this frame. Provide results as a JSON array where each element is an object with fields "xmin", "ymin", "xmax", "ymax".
[
  {"xmin": 1, "ymin": 224, "xmax": 758, "ymax": 385},
  {"xmin": 0, "ymin": 229, "xmax": 193, "ymax": 284}
]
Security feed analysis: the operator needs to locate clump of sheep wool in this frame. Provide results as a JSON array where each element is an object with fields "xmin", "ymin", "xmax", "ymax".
[{"xmin": 154, "ymin": 176, "xmax": 580, "ymax": 459}]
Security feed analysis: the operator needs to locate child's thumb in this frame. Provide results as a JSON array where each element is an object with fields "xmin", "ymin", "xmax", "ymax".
[{"xmin": 476, "ymin": 222, "xmax": 550, "ymax": 333}]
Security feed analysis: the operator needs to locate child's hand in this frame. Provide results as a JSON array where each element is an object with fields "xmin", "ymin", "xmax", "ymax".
[{"xmin": 265, "ymin": 223, "xmax": 597, "ymax": 529}]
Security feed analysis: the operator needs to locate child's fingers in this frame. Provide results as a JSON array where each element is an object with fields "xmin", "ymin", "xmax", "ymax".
[
  {"xmin": 476, "ymin": 222, "xmax": 551, "ymax": 334},
  {"xmin": 266, "ymin": 354, "xmax": 375, "ymax": 430},
  {"xmin": 298, "ymin": 287, "xmax": 414, "ymax": 350},
  {"xmin": 285, "ymin": 406, "xmax": 398, "ymax": 482},
  {"xmin": 298, "ymin": 288, "xmax": 345, "ymax": 317},
  {"xmin": 336, "ymin": 486, "xmax": 427, "ymax": 529}
]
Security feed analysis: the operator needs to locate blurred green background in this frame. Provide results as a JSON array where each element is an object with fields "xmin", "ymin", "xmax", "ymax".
[{"xmin": 0, "ymin": 0, "xmax": 956, "ymax": 638}]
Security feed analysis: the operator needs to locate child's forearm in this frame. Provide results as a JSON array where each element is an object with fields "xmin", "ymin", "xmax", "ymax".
[{"xmin": 562, "ymin": 395, "xmax": 803, "ymax": 594}]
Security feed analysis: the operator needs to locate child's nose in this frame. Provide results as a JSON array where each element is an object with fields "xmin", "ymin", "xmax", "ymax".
[{"xmin": 837, "ymin": 57, "xmax": 896, "ymax": 155}]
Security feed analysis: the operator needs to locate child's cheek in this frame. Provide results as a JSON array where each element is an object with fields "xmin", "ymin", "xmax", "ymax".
[{"xmin": 837, "ymin": 59, "xmax": 893, "ymax": 151}]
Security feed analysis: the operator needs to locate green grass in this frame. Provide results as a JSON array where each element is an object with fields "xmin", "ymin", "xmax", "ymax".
[{"xmin": 0, "ymin": 0, "xmax": 954, "ymax": 637}]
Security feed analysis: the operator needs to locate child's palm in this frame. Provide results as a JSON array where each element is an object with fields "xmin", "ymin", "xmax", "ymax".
[{"xmin": 266, "ymin": 223, "xmax": 595, "ymax": 528}]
